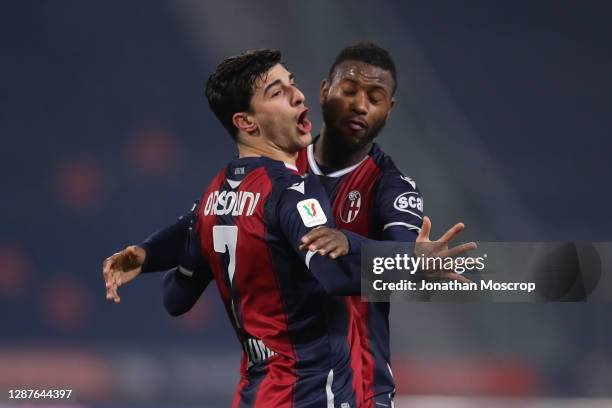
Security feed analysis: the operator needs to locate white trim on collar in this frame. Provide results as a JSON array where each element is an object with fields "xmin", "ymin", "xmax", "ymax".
[
  {"xmin": 306, "ymin": 143, "xmax": 368, "ymax": 178},
  {"xmin": 284, "ymin": 162, "xmax": 298, "ymax": 172}
]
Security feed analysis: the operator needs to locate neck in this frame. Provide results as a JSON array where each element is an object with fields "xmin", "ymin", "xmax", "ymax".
[
  {"xmin": 237, "ymin": 140, "xmax": 297, "ymax": 166},
  {"xmin": 314, "ymin": 125, "xmax": 372, "ymax": 172}
]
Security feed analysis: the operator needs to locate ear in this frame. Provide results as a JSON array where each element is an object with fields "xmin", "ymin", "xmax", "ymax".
[
  {"xmin": 385, "ymin": 97, "xmax": 396, "ymax": 121},
  {"xmin": 320, "ymin": 79, "xmax": 330, "ymax": 105},
  {"xmin": 232, "ymin": 112, "xmax": 258, "ymax": 135}
]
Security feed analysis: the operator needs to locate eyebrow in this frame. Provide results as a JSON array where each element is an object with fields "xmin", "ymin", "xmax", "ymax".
[
  {"xmin": 341, "ymin": 78, "xmax": 388, "ymax": 93},
  {"xmin": 263, "ymin": 74, "xmax": 294, "ymax": 96}
]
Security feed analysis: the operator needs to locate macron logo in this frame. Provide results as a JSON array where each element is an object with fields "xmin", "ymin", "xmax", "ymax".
[
  {"xmin": 400, "ymin": 175, "xmax": 416, "ymax": 189},
  {"xmin": 288, "ymin": 181, "xmax": 305, "ymax": 194}
]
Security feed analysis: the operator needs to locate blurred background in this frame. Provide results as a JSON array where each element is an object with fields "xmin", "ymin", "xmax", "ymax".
[{"xmin": 1, "ymin": 1, "xmax": 611, "ymax": 407}]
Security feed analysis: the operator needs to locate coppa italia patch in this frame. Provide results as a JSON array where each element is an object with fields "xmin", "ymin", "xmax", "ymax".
[{"xmin": 297, "ymin": 199, "xmax": 327, "ymax": 227}]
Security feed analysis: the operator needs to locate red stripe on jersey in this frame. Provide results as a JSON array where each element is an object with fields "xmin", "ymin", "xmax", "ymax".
[
  {"xmin": 346, "ymin": 297, "xmax": 364, "ymax": 406},
  {"xmin": 232, "ymin": 376, "xmax": 248, "ymax": 408},
  {"xmin": 333, "ymin": 157, "xmax": 381, "ymax": 234},
  {"xmin": 295, "ymin": 146, "xmax": 309, "ymax": 174},
  {"xmin": 233, "ymin": 168, "xmax": 296, "ymax": 407},
  {"xmin": 332, "ymin": 157, "xmax": 382, "ymax": 401},
  {"xmin": 198, "ymin": 167, "xmax": 297, "ymax": 407},
  {"xmin": 197, "ymin": 168, "xmax": 236, "ymax": 330},
  {"xmin": 253, "ymin": 360, "xmax": 295, "ymax": 407}
]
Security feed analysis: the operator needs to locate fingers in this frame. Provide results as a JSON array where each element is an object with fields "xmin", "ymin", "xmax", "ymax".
[
  {"xmin": 103, "ymin": 256, "xmax": 115, "ymax": 298},
  {"xmin": 310, "ymin": 236, "xmax": 334, "ymax": 254},
  {"xmin": 305, "ymin": 235, "xmax": 339, "ymax": 256},
  {"xmin": 299, "ymin": 227, "xmax": 335, "ymax": 251},
  {"xmin": 105, "ymin": 275, "xmax": 120, "ymax": 303},
  {"xmin": 106, "ymin": 285, "xmax": 120, "ymax": 303},
  {"xmin": 423, "ymin": 269, "xmax": 473, "ymax": 284},
  {"xmin": 299, "ymin": 227, "xmax": 349, "ymax": 258},
  {"xmin": 300, "ymin": 227, "xmax": 329, "ymax": 247},
  {"xmin": 437, "ymin": 242, "xmax": 478, "ymax": 259},
  {"xmin": 103, "ymin": 252, "xmax": 122, "ymax": 303},
  {"xmin": 102, "ymin": 246, "xmax": 144, "ymax": 304},
  {"xmin": 438, "ymin": 222, "xmax": 465, "ymax": 243},
  {"xmin": 416, "ymin": 216, "xmax": 431, "ymax": 242},
  {"xmin": 102, "ymin": 256, "xmax": 114, "ymax": 281},
  {"xmin": 328, "ymin": 246, "xmax": 347, "ymax": 259},
  {"xmin": 317, "ymin": 238, "xmax": 347, "ymax": 258},
  {"xmin": 442, "ymin": 272, "xmax": 473, "ymax": 284}
]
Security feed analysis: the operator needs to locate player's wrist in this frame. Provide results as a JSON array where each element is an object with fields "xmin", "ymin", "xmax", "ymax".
[{"xmin": 128, "ymin": 245, "xmax": 146, "ymax": 262}]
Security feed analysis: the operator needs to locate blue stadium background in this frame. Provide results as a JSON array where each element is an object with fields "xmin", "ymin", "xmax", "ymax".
[{"xmin": 1, "ymin": 1, "xmax": 611, "ymax": 406}]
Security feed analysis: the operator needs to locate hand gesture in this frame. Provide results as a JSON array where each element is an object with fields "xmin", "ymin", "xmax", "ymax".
[
  {"xmin": 102, "ymin": 245, "xmax": 146, "ymax": 303},
  {"xmin": 415, "ymin": 216, "xmax": 476, "ymax": 284}
]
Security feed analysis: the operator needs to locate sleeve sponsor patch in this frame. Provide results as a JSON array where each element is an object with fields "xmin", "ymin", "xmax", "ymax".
[
  {"xmin": 297, "ymin": 198, "xmax": 328, "ymax": 227},
  {"xmin": 393, "ymin": 192, "xmax": 423, "ymax": 215}
]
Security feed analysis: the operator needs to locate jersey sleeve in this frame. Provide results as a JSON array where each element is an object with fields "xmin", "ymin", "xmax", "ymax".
[
  {"xmin": 374, "ymin": 165, "xmax": 424, "ymax": 241},
  {"xmin": 137, "ymin": 201, "xmax": 213, "ymax": 314},
  {"xmin": 277, "ymin": 175, "xmax": 361, "ymax": 295},
  {"xmin": 139, "ymin": 202, "xmax": 197, "ymax": 273},
  {"xmin": 162, "ymin": 265, "xmax": 210, "ymax": 316},
  {"xmin": 161, "ymin": 201, "xmax": 213, "ymax": 315}
]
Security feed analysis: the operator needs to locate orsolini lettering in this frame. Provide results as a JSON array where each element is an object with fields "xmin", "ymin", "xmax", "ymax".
[{"xmin": 203, "ymin": 190, "xmax": 260, "ymax": 216}]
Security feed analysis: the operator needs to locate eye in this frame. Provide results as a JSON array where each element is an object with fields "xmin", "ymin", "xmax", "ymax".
[
  {"xmin": 271, "ymin": 90, "xmax": 282, "ymax": 98},
  {"xmin": 342, "ymin": 87, "xmax": 357, "ymax": 96},
  {"xmin": 369, "ymin": 92, "xmax": 385, "ymax": 105}
]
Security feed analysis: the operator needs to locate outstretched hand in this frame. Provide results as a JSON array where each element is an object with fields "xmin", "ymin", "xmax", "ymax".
[
  {"xmin": 102, "ymin": 245, "xmax": 146, "ymax": 303},
  {"xmin": 415, "ymin": 216, "xmax": 477, "ymax": 284}
]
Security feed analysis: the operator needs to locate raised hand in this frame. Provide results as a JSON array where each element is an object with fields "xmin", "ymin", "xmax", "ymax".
[{"xmin": 415, "ymin": 216, "xmax": 476, "ymax": 283}]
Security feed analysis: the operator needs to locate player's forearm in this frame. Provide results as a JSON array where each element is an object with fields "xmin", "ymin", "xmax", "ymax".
[
  {"xmin": 332, "ymin": 228, "xmax": 418, "ymax": 288},
  {"xmin": 140, "ymin": 213, "xmax": 192, "ymax": 273},
  {"xmin": 308, "ymin": 253, "xmax": 361, "ymax": 296},
  {"xmin": 162, "ymin": 268, "xmax": 208, "ymax": 316},
  {"xmin": 381, "ymin": 225, "xmax": 418, "ymax": 242}
]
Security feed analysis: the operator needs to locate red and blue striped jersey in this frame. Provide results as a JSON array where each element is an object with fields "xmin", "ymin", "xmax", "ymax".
[
  {"xmin": 195, "ymin": 156, "xmax": 362, "ymax": 408},
  {"xmin": 296, "ymin": 141, "xmax": 424, "ymax": 404}
]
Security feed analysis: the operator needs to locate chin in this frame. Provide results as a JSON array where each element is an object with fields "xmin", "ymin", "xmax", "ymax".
[
  {"xmin": 297, "ymin": 132, "xmax": 313, "ymax": 147},
  {"xmin": 339, "ymin": 130, "xmax": 369, "ymax": 147}
]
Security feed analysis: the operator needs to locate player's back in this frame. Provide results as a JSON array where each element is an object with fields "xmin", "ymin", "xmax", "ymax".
[{"xmin": 196, "ymin": 156, "xmax": 358, "ymax": 408}]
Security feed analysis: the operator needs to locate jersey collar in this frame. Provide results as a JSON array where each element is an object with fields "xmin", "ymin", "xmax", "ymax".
[
  {"xmin": 306, "ymin": 142, "xmax": 369, "ymax": 178},
  {"xmin": 284, "ymin": 162, "xmax": 298, "ymax": 172}
]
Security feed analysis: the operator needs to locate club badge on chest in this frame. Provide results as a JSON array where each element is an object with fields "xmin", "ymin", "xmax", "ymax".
[{"xmin": 340, "ymin": 190, "xmax": 361, "ymax": 223}]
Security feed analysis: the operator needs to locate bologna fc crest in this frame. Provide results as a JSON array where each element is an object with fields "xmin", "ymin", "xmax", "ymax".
[{"xmin": 340, "ymin": 190, "xmax": 361, "ymax": 223}]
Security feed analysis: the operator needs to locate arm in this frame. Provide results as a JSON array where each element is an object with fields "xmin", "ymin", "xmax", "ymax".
[
  {"xmin": 103, "ymin": 202, "xmax": 209, "ymax": 303},
  {"xmin": 301, "ymin": 171, "xmax": 475, "ymax": 283},
  {"xmin": 161, "ymin": 211, "xmax": 214, "ymax": 315},
  {"xmin": 278, "ymin": 176, "xmax": 362, "ymax": 296},
  {"xmin": 139, "ymin": 210, "xmax": 194, "ymax": 273},
  {"xmin": 163, "ymin": 266, "xmax": 210, "ymax": 316}
]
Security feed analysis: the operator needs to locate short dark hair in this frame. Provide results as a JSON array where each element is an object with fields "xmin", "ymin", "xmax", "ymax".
[
  {"xmin": 205, "ymin": 49, "xmax": 282, "ymax": 139},
  {"xmin": 328, "ymin": 42, "xmax": 397, "ymax": 94}
]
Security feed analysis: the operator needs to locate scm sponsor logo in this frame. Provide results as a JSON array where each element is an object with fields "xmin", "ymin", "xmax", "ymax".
[{"xmin": 393, "ymin": 192, "xmax": 423, "ymax": 213}]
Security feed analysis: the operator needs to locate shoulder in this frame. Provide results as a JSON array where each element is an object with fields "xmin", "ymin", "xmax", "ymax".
[
  {"xmin": 370, "ymin": 144, "xmax": 421, "ymax": 194},
  {"xmin": 260, "ymin": 159, "xmax": 304, "ymax": 192}
]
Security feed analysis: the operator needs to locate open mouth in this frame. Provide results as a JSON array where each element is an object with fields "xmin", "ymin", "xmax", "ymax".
[{"xmin": 297, "ymin": 108, "xmax": 312, "ymax": 134}]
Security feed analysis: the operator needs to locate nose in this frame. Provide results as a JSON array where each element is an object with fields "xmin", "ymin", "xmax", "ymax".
[
  {"xmin": 291, "ymin": 85, "xmax": 306, "ymax": 106},
  {"xmin": 350, "ymin": 91, "xmax": 367, "ymax": 115}
]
